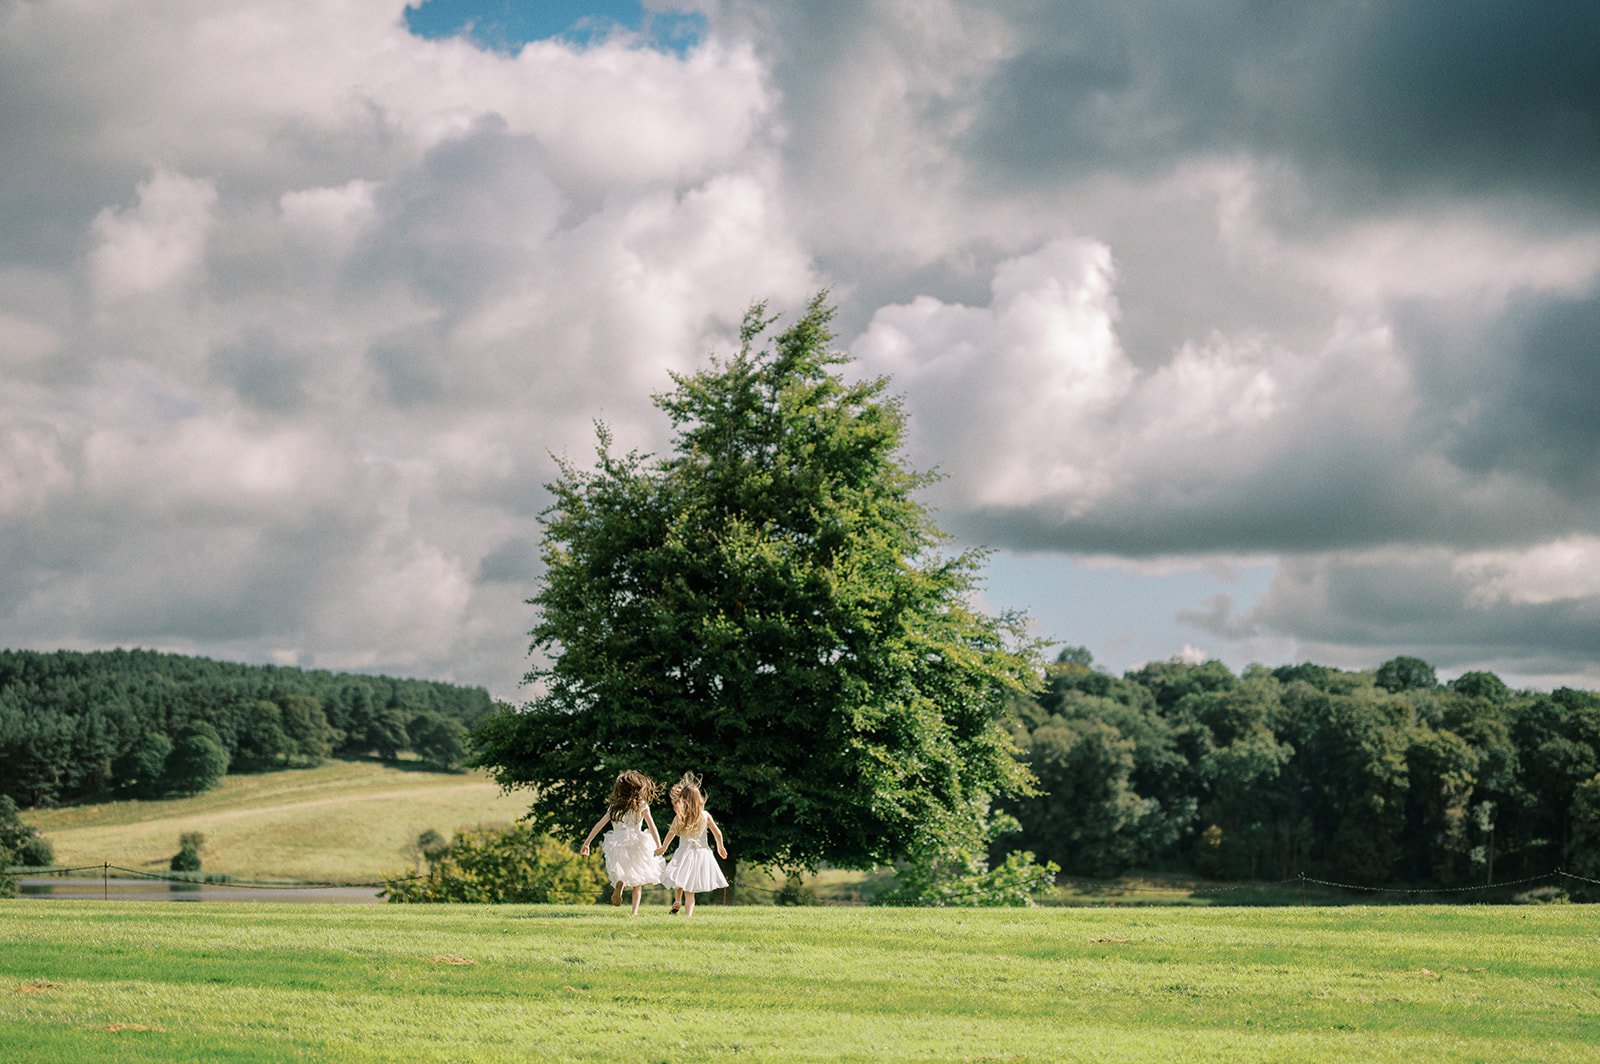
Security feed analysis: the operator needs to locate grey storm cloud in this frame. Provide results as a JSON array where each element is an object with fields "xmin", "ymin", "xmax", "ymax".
[
  {"xmin": 1439, "ymin": 290, "xmax": 1600, "ymax": 495},
  {"xmin": 959, "ymin": 1, "xmax": 1600, "ymax": 210}
]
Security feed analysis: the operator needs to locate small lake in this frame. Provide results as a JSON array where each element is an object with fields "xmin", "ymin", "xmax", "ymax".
[{"xmin": 17, "ymin": 876, "xmax": 384, "ymax": 903}]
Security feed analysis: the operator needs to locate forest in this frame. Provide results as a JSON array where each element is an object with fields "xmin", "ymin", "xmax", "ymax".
[
  {"xmin": 0, "ymin": 648, "xmax": 493, "ymax": 807},
  {"xmin": 1001, "ymin": 651, "xmax": 1600, "ymax": 888}
]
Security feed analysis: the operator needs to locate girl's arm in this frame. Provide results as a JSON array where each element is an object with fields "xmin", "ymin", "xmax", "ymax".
[
  {"xmin": 654, "ymin": 826, "xmax": 678, "ymax": 857},
  {"xmin": 707, "ymin": 813, "xmax": 728, "ymax": 859},
  {"xmin": 643, "ymin": 807, "xmax": 662, "ymax": 848},
  {"xmin": 578, "ymin": 812, "xmax": 610, "ymax": 855}
]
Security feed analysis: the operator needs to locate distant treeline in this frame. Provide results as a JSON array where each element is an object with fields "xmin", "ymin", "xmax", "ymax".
[
  {"xmin": 0, "ymin": 648, "xmax": 494, "ymax": 807},
  {"xmin": 1001, "ymin": 652, "xmax": 1600, "ymax": 888}
]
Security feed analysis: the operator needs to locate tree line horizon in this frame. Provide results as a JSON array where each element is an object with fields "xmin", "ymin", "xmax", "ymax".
[{"xmin": 0, "ymin": 646, "xmax": 491, "ymax": 809}]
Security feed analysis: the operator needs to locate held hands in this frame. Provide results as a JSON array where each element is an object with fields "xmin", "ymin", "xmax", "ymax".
[
  {"xmin": 653, "ymin": 845, "xmax": 667, "ymax": 856},
  {"xmin": 579, "ymin": 843, "xmax": 590, "ymax": 856}
]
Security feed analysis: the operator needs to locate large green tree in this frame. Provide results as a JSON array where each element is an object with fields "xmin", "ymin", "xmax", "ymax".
[{"xmin": 474, "ymin": 296, "xmax": 1042, "ymax": 883}]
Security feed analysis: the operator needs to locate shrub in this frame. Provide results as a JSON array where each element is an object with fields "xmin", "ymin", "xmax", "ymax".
[
  {"xmin": 876, "ymin": 847, "xmax": 1060, "ymax": 908},
  {"xmin": 0, "ymin": 796, "xmax": 52, "ymax": 872},
  {"xmin": 171, "ymin": 834, "xmax": 203, "ymax": 872},
  {"xmin": 382, "ymin": 824, "xmax": 607, "ymax": 903},
  {"xmin": 15, "ymin": 834, "xmax": 53, "ymax": 867}
]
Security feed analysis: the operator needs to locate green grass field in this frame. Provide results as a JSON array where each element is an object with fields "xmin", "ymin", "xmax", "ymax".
[
  {"xmin": 19, "ymin": 760, "xmax": 533, "ymax": 882},
  {"xmin": 1, "ymin": 902, "xmax": 1595, "ymax": 1062}
]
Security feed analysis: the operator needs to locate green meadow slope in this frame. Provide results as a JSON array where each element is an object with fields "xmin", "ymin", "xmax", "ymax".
[
  {"xmin": 1, "ymin": 903, "xmax": 1595, "ymax": 1062},
  {"xmin": 20, "ymin": 761, "xmax": 532, "ymax": 882}
]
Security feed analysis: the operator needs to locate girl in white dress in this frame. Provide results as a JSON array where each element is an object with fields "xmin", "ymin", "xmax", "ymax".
[
  {"xmin": 578, "ymin": 770, "xmax": 666, "ymax": 915},
  {"xmin": 653, "ymin": 772, "xmax": 728, "ymax": 916}
]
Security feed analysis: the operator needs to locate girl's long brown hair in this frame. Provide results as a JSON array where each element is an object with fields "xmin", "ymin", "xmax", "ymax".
[
  {"xmin": 669, "ymin": 772, "xmax": 706, "ymax": 833},
  {"xmin": 606, "ymin": 770, "xmax": 658, "ymax": 819}
]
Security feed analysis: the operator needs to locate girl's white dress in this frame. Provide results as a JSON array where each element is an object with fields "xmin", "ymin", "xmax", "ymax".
[
  {"xmin": 662, "ymin": 814, "xmax": 728, "ymax": 893},
  {"xmin": 600, "ymin": 805, "xmax": 665, "ymax": 888}
]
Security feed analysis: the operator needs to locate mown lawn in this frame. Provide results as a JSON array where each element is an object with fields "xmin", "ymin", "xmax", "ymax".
[{"xmin": 1, "ymin": 902, "xmax": 1594, "ymax": 1062}]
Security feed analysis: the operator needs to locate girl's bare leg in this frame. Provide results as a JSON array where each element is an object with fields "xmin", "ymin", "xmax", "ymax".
[
  {"xmin": 630, "ymin": 885, "xmax": 643, "ymax": 916},
  {"xmin": 671, "ymin": 887, "xmax": 683, "ymax": 913},
  {"xmin": 683, "ymin": 891, "xmax": 696, "ymax": 916}
]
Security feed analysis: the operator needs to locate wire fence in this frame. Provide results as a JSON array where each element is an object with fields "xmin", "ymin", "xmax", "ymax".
[{"xmin": 4, "ymin": 860, "xmax": 1595, "ymax": 906}]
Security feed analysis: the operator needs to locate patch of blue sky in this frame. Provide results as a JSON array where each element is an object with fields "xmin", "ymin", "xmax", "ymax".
[
  {"xmin": 404, "ymin": 0, "xmax": 707, "ymax": 54},
  {"xmin": 979, "ymin": 548, "xmax": 1280, "ymax": 677}
]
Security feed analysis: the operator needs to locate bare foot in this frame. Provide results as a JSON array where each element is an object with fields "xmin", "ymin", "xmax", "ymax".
[{"xmin": 611, "ymin": 882, "xmax": 623, "ymax": 905}]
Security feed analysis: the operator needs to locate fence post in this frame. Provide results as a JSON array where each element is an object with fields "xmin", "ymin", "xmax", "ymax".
[
  {"xmin": 103, "ymin": 861, "xmax": 109, "ymax": 901},
  {"xmin": 1299, "ymin": 871, "xmax": 1306, "ymax": 905}
]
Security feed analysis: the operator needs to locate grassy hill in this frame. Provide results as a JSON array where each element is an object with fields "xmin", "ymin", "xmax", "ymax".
[
  {"xmin": 2, "ymin": 902, "xmax": 1594, "ymax": 1062},
  {"xmin": 20, "ymin": 760, "xmax": 533, "ymax": 882}
]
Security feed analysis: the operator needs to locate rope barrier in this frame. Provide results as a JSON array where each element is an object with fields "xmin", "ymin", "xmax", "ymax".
[
  {"xmin": 102, "ymin": 864, "xmax": 422, "ymax": 890},
  {"xmin": 1300, "ymin": 871, "xmax": 1557, "ymax": 895},
  {"xmin": 0, "ymin": 864, "xmax": 108, "ymax": 878}
]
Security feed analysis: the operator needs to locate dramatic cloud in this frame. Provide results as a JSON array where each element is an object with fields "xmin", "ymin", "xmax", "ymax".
[{"xmin": 4, "ymin": 0, "xmax": 1599, "ymax": 693}]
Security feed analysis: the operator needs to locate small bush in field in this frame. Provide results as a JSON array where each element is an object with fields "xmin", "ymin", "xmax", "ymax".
[
  {"xmin": 171, "ymin": 840, "xmax": 202, "ymax": 872},
  {"xmin": 16, "ymin": 835, "xmax": 53, "ymax": 867}
]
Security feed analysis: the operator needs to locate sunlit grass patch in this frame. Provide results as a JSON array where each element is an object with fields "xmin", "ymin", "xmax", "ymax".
[
  {"xmin": 1, "ymin": 902, "xmax": 1594, "ymax": 1062},
  {"xmin": 20, "ymin": 760, "xmax": 531, "ymax": 882}
]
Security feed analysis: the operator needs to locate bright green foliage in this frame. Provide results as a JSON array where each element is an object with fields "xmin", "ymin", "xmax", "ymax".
[
  {"xmin": 474, "ymin": 295, "xmax": 1042, "ymax": 878},
  {"xmin": 382, "ymin": 824, "xmax": 607, "ymax": 903},
  {"xmin": 877, "ymin": 824, "xmax": 1059, "ymax": 906}
]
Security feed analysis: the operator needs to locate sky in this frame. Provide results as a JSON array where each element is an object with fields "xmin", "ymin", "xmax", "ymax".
[{"xmin": 2, "ymin": 0, "xmax": 1598, "ymax": 699}]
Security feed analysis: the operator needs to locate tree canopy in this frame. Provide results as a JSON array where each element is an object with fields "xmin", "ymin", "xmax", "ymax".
[
  {"xmin": 0, "ymin": 648, "xmax": 494, "ymax": 806},
  {"xmin": 1001, "ymin": 648, "xmax": 1600, "ymax": 893},
  {"xmin": 474, "ymin": 296, "xmax": 1042, "ymax": 878}
]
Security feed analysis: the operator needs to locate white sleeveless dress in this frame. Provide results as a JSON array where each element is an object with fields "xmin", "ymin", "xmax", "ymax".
[
  {"xmin": 662, "ymin": 814, "xmax": 728, "ymax": 893},
  {"xmin": 599, "ymin": 805, "xmax": 665, "ymax": 888}
]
